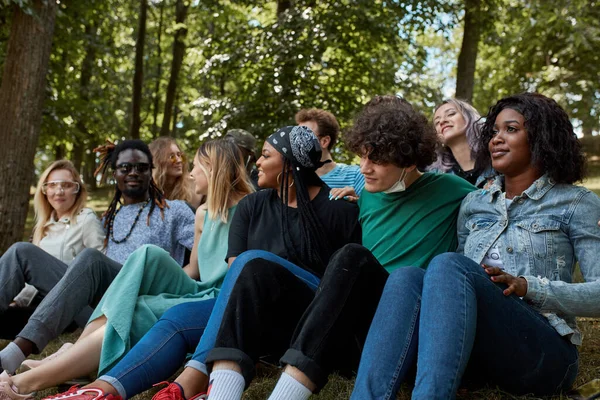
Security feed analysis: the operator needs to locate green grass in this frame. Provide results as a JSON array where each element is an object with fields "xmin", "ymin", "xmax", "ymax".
[{"xmin": 7, "ymin": 166, "xmax": 600, "ymax": 400}]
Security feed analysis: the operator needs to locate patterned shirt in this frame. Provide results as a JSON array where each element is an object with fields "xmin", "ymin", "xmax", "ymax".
[{"xmin": 105, "ymin": 199, "xmax": 194, "ymax": 265}]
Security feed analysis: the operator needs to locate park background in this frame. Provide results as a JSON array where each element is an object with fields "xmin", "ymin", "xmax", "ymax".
[{"xmin": 1, "ymin": 0, "xmax": 600, "ymax": 398}]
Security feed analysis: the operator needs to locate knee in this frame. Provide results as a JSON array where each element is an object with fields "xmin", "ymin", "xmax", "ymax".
[
  {"xmin": 388, "ymin": 266, "xmax": 425, "ymax": 286},
  {"xmin": 237, "ymin": 258, "xmax": 280, "ymax": 280},
  {"xmin": 7, "ymin": 242, "xmax": 37, "ymax": 257},
  {"xmin": 230, "ymin": 250, "xmax": 273, "ymax": 272},
  {"xmin": 69, "ymin": 248, "xmax": 107, "ymax": 273},
  {"xmin": 425, "ymin": 252, "xmax": 479, "ymax": 282},
  {"xmin": 137, "ymin": 244, "xmax": 167, "ymax": 258},
  {"xmin": 328, "ymin": 243, "xmax": 374, "ymax": 267},
  {"xmin": 160, "ymin": 302, "xmax": 197, "ymax": 327}
]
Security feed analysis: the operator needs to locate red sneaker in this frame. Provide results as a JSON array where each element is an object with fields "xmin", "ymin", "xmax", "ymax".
[
  {"xmin": 152, "ymin": 382, "xmax": 206, "ymax": 400},
  {"xmin": 41, "ymin": 386, "xmax": 121, "ymax": 400}
]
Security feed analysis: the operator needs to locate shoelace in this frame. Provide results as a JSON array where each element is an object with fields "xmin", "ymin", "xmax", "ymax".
[{"xmin": 152, "ymin": 382, "xmax": 183, "ymax": 400}]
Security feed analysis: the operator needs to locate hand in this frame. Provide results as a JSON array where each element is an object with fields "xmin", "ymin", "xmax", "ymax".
[
  {"xmin": 329, "ymin": 186, "xmax": 358, "ymax": 202},
  {"xmin": 482, "ymin": 264, "xmax": 528, "ymax": 297}
]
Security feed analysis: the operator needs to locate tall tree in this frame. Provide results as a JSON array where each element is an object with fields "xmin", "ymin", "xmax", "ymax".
[
  {"xmin": 160, "ymin": 0, "xmax": 189, "ymax": 136},
  {"xmin": 0, "ymin": 0, "xmax": 58, "ymax": 253},
  {"xmin": 130, "ymin": 0, "xmax": 148, "ymax": 139},
  {"xmin": 151, "ymin": 0, "xmax": 165, "ymax": 137},
  {"xmin": 455, "ymin": 0, "xmax": 481, "ymax": 102}
]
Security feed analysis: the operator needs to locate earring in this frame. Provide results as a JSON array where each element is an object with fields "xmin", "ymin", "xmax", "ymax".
[{"xmin": 276, "ymin": 172, "xmax": 295, "ymax": 188}]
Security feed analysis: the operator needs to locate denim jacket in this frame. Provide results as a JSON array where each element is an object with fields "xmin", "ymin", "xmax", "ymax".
[{"xmin": 457, "ymin": 174, "xmax": 600, "ymax": 345}]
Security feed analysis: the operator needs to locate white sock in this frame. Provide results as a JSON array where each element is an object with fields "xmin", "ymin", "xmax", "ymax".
[
  {"xmin": 268, "ymin": 372, "xmax": 312, "ymax": 400},
  {"xmin": 0, "ymin": 342, "xmax": 26, "ymax": 374},
  {"xmin": 206, "ymin": 369, "xmax": 245, "ymax": 400}
]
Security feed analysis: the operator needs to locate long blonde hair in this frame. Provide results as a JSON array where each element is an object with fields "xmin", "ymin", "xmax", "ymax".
[
  {"xmin": 197, "ymin": 139, "xmax": 255, "ymax": 222},
  {"xmin": 149, "ymin": 137, "xmax": 194, "ymax": 203},
  {"xmin": 32, "ymin": 160, "xmax": 88, "ymax": 245}
]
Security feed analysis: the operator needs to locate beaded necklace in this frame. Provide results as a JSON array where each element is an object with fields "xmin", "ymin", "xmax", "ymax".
[{"xmin": 109, "ymin": 198, "xmax": 151, "ymax": 244}]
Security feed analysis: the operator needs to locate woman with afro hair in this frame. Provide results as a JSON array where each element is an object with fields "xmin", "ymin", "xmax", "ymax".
[{"xmin": 351, "ymin": 92, "xmax": 600, "ymax": 399}]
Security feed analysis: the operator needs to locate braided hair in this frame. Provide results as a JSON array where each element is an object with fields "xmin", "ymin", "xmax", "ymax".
[
  {"xmin": 94, "ymin": 139, "xmax": 168, "ymax": 247},
  {"xmin": 266, "ymin": 126, "xmax": 334, "ymax": 276}
]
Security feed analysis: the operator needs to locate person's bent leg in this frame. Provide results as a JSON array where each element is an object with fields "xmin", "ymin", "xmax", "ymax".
[
  {"xmin": 186, "ymin": 250, "xmax": 320, "ymax": 377},
  {"xmin": 11, "ymin": 325, "xmax": 106, "ymax": 393},
  {"xmin": 350, "ymin": 266, "xmax": 424, "ymax": 400},
  {"xmin": 279, "ymin": 243, "xmax": 389, "ymax": 393},
  {"xmin": 0, "ymin": 242, "xmax": 67, "ymax": 313},
  {"xmin": 413, "ymin": 252, "xmax": 579, "ymax": 399},
  {"xmin": 0, "ymin": 243, "xmax": 69, "ymax": 373},
  {"xmin": 97, "ymin": 299, "xmax": 215, "ymax": 399},
  {"xmin": 204, "ymin": 258, "xmax": 316, "ymax": 398},
  {"xmin": 17, "ymin": 248, "xmax": 122, "ymax": 354}
]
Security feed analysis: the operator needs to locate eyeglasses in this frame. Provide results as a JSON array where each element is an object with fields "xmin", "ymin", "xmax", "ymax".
[
  {"xmin": 115, "ymin": 163, "xmax": 152, "ymax": 175},
  {"xmin": 169, "ymin": 152, "xmax": 186, "ymax": 164},
  {"xmin": 42, "ymin": 180, "xmax": 81, "ymax": 195}
]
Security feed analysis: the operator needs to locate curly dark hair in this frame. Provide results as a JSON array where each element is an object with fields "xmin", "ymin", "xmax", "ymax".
[
  {"xmin": 477, "ymin": 93, "xmax": 586, "ymax": 184},
  {"xmin": 346, "ymin": 95, "xmax": 438, "ymax": 169}
]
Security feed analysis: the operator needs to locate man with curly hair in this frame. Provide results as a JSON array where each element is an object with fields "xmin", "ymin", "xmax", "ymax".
[{"xmin": 202, "ymin": 96, "xmax": 475, "ymax": 400}]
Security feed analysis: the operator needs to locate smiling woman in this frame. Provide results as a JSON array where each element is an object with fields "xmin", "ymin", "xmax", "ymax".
[
  {"xmin": 429, "ymin": 98, "xmax": 494, "ymax": 187},
  {"xmin": 0, "ymin": 160, "xmax": 104, "ymax": 343},
  {"xmin": 149, "ymin": 137, "xmax": 196, "ymax": 207}
]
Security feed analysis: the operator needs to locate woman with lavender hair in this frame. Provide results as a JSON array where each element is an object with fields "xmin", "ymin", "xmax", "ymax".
[{"xmin": 430, "ymin": 98, "xmax": 494, "ymax": 187}]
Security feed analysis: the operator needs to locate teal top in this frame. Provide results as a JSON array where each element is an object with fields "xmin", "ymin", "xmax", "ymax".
[
  {"xmin": 92, "ymin": 205, "xmax": 238, "ymax": 374},
  {"xmin": 197, "ymin": 205, "xmax": 237, "ymax": 293}
]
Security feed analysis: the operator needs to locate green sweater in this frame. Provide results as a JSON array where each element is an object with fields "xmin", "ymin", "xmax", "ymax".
[{"xmin": 358, "ymin": 172, "xmax": 475, "ymax": 272}]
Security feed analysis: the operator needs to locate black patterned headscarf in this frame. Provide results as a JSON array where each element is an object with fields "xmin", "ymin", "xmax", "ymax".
[
  {"xmin": 266, "ymin": 126, "xmax": 329, "ymax": 171},
  {"xmin": 264, "ymin": 125, "xmax": 333, "ymax": 277}
]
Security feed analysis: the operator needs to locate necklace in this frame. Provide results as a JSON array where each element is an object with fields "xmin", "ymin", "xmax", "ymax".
[{"xmin": 109, "ymin": 198, "xmax": 151, "ymax": 244}]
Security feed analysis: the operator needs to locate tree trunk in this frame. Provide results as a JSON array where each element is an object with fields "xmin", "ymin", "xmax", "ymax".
[
  {"xmin": 160, "ymin": 0, "xmax": 189, "ymax": 137},
  {"xmin": 152, "ymin": 0, "xmax": 165, "ymax": 138},
  {"xmin": 75, "ymin": 22, "xmax": 96, "ymax": 173},
  {"xmin": 455, "ymin": 0, "xmax": 481, "ymax": 102},
  {"xmin": 0, "ymin": 1, "xmax": 57, "ymax": 254},
  {"xmin": 83, "ymin": 147, "xmax": 97, "ymax": 190},
  {"xmin": 130, "ymin": 0, "xmax": 148, "ymax": 139}
]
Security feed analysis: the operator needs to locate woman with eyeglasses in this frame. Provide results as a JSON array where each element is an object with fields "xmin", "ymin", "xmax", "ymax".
[
  {"xmin": 0, "ymin": 160, "xmax": 104, "ymax": 340},
  {"xmin": 149, "ymin": 137, "xmax": 201, "ymax": 208}
]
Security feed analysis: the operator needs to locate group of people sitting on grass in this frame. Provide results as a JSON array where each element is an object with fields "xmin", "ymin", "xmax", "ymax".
[{"xmin": 0, "ymin": 92, "xmax": 599, "ymax": 400}]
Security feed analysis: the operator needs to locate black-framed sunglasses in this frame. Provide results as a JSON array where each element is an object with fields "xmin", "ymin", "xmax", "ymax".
[{"xmin": 115, "ymin": 162, "xmax": 152, "ymax": 174}]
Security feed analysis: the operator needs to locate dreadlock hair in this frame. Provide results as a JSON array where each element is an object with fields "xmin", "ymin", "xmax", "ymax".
[
  {"xmin": 277, "ymin": 156, "xmax": 333, "ymax": 277},
  {"xmin": 93, "ymin": 139, "xmax": 168, "ymax": 247},
  {"xmin": 477, "ymin": 93, "xmax": 586, "ymax": 184}
]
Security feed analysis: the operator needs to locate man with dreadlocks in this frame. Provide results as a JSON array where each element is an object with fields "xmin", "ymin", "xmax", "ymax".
[{"xmin": 0, "ymin": 140, "xmax": 194, "ymax": 376}]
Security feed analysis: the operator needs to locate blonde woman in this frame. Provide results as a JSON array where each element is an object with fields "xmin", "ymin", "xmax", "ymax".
[
  {"xmin": 0, "ymin": 160, "xmax": 104, "ymax": 371},
  {"xmin": 149, "ymin": 137, "xmax": 200, "ymax": 207},
  {"xmin": 0, "ymin": 139, "xmax": 254, "ymax": 399}
]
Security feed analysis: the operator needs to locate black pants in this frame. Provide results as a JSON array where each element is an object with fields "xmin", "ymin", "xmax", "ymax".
[{"xmin": 205, "ymin": 244, "xmax": 389, "ymax": 391}]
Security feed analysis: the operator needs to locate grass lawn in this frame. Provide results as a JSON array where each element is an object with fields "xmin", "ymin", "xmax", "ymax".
[{"xmin": 5, "ymin": 164, "xmax": 600, "ymax": 399}]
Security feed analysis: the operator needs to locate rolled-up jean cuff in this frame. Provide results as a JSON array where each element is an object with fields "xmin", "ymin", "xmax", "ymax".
[
  {"xmin": 17, "ymin": 318, "xmax": 54, "ymax": 353},
  {"xmin": 280, "ymin": 348, "xmax": 327, "ymax": 393},
  {"xmin": 97, "ymin": 375, "xmax": 127, "ymax": 399},
  {"xmin": 205, "ymin": 347, "xmax": 255, "ymax": 389},
  {"xmin": 185, "ymin": 360, "xmax": 208, "ymax": 376}
]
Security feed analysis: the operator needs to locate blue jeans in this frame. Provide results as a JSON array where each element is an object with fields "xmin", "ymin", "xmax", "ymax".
[
  {"xmin": 186, "ymin": 250, "xmax": 320, "ymax": 374},
  {"xmin": 99, "ymin": 250, "xmax": 319, "ymax": 399},
  {"xmin": 351, "ymin": 253, "xmax": 579, "ymax": 400},
  {"xmin": 98, "ymin": 299, "xmax": 216, "ymax": 399}
]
